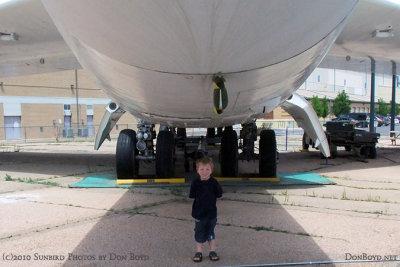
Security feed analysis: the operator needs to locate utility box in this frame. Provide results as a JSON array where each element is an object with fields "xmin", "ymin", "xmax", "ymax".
[
  {"xmin": 63, "ymin": 128, "xmax": 74, "ymax": 138},
  {"xmin": 78, "ymin": 128, "xmax": 88, "ymax": 137}
]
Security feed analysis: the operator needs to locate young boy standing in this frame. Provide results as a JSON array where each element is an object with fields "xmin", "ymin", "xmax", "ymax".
[{"xmin": 189, "ymin": 157, "xmax": 223, "ymax": 263}]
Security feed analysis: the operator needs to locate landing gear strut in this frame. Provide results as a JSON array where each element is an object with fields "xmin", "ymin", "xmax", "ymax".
[{"xmin": 239, "ymin": 123, "xmax": 258, "ymax": 161}]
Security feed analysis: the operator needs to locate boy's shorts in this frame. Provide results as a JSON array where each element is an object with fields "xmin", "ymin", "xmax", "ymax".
[{"xmin": 194, "ymin": 217, "xmax": 217, "ymax": 243}]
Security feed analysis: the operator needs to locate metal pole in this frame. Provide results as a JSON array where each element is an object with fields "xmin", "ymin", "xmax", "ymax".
[
  {"xmin": 391, "ymin": 61, "xmax": 397, "ymax": 131},
  {"xmin": 75, "ymin": 69, "xmax": 80, "ymax": 128},
  {"xmin": 285, "ymin": 127, "xmax": 288, "ymax": 151},
  {"xmin": 369, "ymin": 57, "xmax": 376, "ymax": 133},
  {"xmin": 333, "ymin": 69, "xmax": 336, "ymax": 92}
]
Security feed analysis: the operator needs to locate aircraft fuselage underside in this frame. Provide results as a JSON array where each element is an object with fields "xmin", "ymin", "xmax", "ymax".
[{"xmin": 43, "ymin": 0, "xmax": 356, "ymax": 178}]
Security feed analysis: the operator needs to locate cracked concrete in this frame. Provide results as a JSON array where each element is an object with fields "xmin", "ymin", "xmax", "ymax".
[{"xmin": 0, "ymin": 137, "xmax": 399, "ymax": 266}]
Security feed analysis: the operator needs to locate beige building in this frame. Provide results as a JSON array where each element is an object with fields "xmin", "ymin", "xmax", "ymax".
[{"xmin": 0, "ymin": 69, "xmax": 137, "ymax": 140}]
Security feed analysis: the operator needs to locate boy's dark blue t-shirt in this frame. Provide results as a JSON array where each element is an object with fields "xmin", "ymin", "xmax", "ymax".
[{"xmin": 189, "ymin": 176, "xmax": 223, "ymax": 219}]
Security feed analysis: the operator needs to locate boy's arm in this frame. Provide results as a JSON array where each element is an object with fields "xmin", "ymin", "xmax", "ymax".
[
  {"xmin": 215, "ymin": 180, "xmax": 223, "ymax": 199},
  {"xmin": 189, "ymin": 180, "xmax": 196, "ymax": 199}
]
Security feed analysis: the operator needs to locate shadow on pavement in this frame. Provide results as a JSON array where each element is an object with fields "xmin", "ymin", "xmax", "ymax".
[
  {"xmin": 2, "ymin": 146, "xmax": 399, "ymax": 179},
  {"xmin": 62, "ymin": 187, "xmax": 331, "ymax": 267}
]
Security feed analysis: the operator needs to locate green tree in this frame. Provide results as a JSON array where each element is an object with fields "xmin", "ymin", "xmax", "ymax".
[
  {"xmin": 310, "ymin": 96, "xmax": 322, "ymax": 117},
  {"xmin": 321, "ymin": 97, "xmax": 329, "ymax": 118},
  {"xmin": 389, "ymin": 100, "xmax": 400, "ymax": 115},
  {"xmin": 332, "ymin": 91, "xmax": 351, "ymax": 117},
  {"xmin": 376, "ymin": 98, "xmax": 390, "ymax": 115}
]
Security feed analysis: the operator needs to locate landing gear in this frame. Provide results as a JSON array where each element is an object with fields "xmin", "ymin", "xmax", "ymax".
[
  {"xmin": 115, "ymin": 123, "xmax": 279, "ymax": 179},
  {"xmin": 177, "ymin": 128, "xmax": 187, "ymax": 139},
  {"xmin": 207, "ymin": 128, "xmax": 216, "ymax": 145},
  {"xmin": 220, "ymin": 127, "xmax": 238, "ymax": 177},
  {"xmin": 156, "ymin": 130, "xmax": 175, "ymax": 178},
  {"xmin": 259, "ymin": 129, "xmax": 277, "ymax": 177},
  {"xmin": 177, "ymin": 128, "xmax": 187, "ymax": 149},
  {"xmin": 239, "ymin": 123, "xmax": 258, "ymax": 161},
  {"xmin": 116, "ymin": 129, "xmax": 139, "ymax": 179},
  {"xmin": 115, "ymin": 123, "xmax": 176, "ymax": 179},
  {"xmin": 217, "ymin": 127, "xmax": 223, "ymax": 137}
]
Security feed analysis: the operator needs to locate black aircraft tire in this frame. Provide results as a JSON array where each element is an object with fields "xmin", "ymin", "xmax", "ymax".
[
  {"xmin": 259, "ymin": 129, "xmax": 277, "ymax": 177},
  {"xmin": 156, "ymin": 131, "xmax": 175, "ymax": 178},
  {"xmin": 116, "ymin": 129, "xmax": 139, "ymax": 179},
  {"xmin": 220, "ymin": 128, "xmax": 238, "ymax": 177}
]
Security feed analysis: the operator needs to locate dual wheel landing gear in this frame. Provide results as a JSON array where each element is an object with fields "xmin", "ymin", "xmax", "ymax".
[
  {"xmin": 220, "ymin": 124, "xmax": 277, "ymax": 178},
  {"xmin": 116, "ymin": 122, "xmax": 278, "ymax": 179},
  {"xmin": 116, "ymin": 121, "xmax": 175, "ymax": 179}
]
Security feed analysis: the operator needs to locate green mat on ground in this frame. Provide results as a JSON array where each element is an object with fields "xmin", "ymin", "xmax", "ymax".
[{"xmin": 70, "ymin": 172, "xmax": 334, "ymax": 188}]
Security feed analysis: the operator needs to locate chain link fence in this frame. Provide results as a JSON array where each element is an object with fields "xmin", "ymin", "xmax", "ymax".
[
  {"xmin": 0, "ymin": 120, "xmax": 326, "ymax": 142},
  {"xmin": 0, "ymin": 123, "xmax": 138, "ymax": 143}
]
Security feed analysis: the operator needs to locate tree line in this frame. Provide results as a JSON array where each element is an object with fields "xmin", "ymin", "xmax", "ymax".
[{"xmin": 310, "ymin": 91, "xmax": 400, "ymax": 117}]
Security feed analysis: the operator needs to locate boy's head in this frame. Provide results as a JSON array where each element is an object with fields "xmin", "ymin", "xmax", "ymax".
[{"xmin": 196, "ymin": 157, "xmax": 214, "ymax": 180}]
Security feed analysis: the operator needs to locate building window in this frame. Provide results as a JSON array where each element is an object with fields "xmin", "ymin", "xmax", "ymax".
[
  {"xmin": 357, "ymin": 107, "xmax": 360, "ymax": 112},
  {"xmin": 64, "ymin": 104, "xmax": 71, "ymax": 110},
  {"xmin": 318, "ymin": 75, "xmax": 320, "ymax": 82},
  {"xmin": 344, "ymin": 79, "xmax": 346, "ymax": 86}
]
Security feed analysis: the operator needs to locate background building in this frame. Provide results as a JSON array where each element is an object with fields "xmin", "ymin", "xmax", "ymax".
[
  {"xmin": 1, "ymin": 67, "xmax": 399, "ymax": 140},
  {"xmin": 0, "ymin": 69, "xmax": 137, "ymax": 140},
  {"xmin": 271, "ymin": 68, "xmax": 400, "ymax": 119}
]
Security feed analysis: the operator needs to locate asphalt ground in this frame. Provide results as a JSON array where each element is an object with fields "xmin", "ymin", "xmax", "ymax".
[{"xmin": 0, "ymin": 136, "xmax": 399, "ymax": 267}]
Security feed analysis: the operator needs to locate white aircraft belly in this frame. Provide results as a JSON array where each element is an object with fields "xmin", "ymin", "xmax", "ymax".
[{"xmin": 42, "ymin": 0, "xmax": 357, "ymax": 127}]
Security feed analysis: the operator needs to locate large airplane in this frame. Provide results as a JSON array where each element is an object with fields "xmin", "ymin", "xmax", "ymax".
[{"xmin": 1, "ymin": 0, "xmax": 400, "ymax": 179}]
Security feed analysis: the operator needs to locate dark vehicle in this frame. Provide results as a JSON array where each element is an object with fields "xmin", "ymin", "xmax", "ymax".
[
  {"xmin": 375, "ymin": 115, "xmax": 385, "ymax": 127},
  {"xmin": 334, "ymin": 113, "xmax": 368, "ymax": 128},
  {"xmin": 377, "ymin": 115, "xmax": 390, "ymax": 126},
  {"xmin": 324, "ymin": 121, "xmax": 380, "ymax": 159}
]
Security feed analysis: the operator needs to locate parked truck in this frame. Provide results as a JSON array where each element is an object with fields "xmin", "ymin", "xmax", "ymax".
[{"xmin": 303, "ymin": 121, "xmax": 380, "ymax": 159}]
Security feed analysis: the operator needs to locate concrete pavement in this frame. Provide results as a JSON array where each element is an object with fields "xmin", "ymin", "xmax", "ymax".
[{"xmin": 0, "ymin": 136, "xmax": 399, "ymax": 266}]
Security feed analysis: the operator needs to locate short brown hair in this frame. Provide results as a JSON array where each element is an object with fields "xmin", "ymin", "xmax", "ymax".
[{"xmin": 196, "ymin": 156, "xmax": 214, "ymax": 170}]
